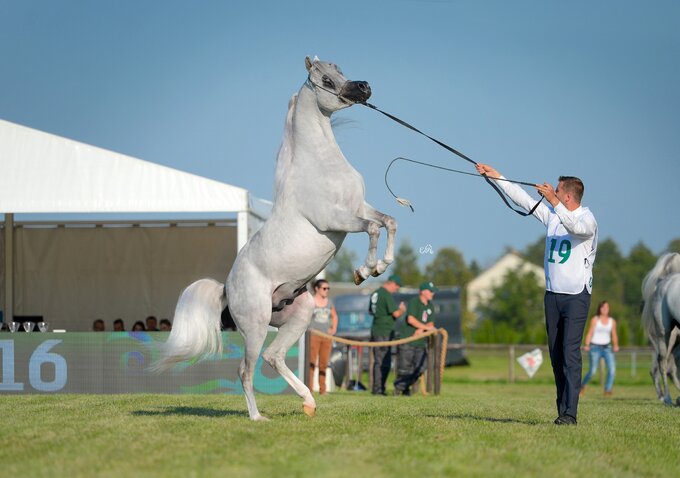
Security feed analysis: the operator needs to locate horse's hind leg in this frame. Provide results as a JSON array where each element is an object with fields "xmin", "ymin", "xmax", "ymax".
[
  {"xmin": 262, "ymin": 292, "xmax": 317, "ymax": 416},
  {"xmin": 668, "ymin": 328, "xmax": 680, "ymax": 391},
  {"xmin": 230, "ymin": 290, "xmax": 272, "ymax": 421}
]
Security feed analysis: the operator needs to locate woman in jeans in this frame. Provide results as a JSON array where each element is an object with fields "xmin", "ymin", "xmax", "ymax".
[{"xmin": 580, "ymin": 300, "xmax": 619, "ymax": 396}]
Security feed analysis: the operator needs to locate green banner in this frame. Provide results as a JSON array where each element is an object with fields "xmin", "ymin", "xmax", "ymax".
[{"xmin": 0, "ymin": 332, "xmax": 298, "ymax": 394}]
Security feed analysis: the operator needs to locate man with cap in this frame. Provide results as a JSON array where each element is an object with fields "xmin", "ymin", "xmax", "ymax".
[
  {"xmin": 369, "ymin": 274, "xmax": 406, "ymax": 395},
  {"xmin": 394, "ymin": 281, "xmax": 438, "ymax": 396}
]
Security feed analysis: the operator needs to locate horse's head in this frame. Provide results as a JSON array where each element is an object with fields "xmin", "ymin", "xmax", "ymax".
[{"xmin": 305, "ymin": 56, "xmax": 371, "ymax": 113}]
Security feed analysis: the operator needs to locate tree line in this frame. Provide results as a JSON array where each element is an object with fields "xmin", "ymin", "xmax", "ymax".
[{"xmin": 326, "ymin": 237, "xmax": 680, "ymax": 345}]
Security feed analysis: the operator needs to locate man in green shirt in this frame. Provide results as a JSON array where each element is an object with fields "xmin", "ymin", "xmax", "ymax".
[
  {"xmin": 369, "ymin": 274, "xmax": 406, "ymax": 396},
  {"xmin": 394, "ymin": 281, "xmax": 437, "ymax": 396}
]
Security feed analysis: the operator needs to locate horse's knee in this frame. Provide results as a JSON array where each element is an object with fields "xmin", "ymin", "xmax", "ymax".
[
  {"xmin": 367, "ymin": 221, "xmax": 381, "ymax": 239},
  {"xmin": 262, "ymin": 349, "xmax": 285, "ymax": 369},
  {"xmin": 384, "ymin": 215, "xmax": 397, "ymax": 233}
]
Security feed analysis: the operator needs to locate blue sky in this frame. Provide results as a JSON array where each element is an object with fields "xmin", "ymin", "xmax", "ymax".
[{"xmin": 1, "ymin": 0, "xmax": 679, "ymax": 268}]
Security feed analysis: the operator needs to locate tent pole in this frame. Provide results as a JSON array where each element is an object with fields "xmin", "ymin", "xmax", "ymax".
[
  {"xmin": 237, "ymin": 211, "xmax": 249, "ymax": 252},
  {"xmin": 4, "ymin": 213, "xmax": 13, "ymax": 324}
]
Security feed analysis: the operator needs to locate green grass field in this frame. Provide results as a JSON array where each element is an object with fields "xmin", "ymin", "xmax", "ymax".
[{"xmin": 1, "ymin": 352, "xmax": 678, "ymax": 478}]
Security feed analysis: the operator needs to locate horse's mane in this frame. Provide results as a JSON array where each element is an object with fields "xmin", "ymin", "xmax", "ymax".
[
  {"xmin": 641, "ymin": 253, "xmax": 680, "ymax": 337},
  {"xmin": 273, "ymin": 93, "xmax": 298, "ymax": 199}
]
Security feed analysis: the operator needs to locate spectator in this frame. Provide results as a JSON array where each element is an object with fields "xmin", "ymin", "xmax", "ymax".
[
  {"xmin": 159, "ymin": 319, "xmax": 172, "ymax": 331},
  {"xmin": 92, "ymin": 319, "xmax": 105, "ymax": 332},
  {"xmin": 308, "ymin": 279, "xmax": 338, "ymax": 395},
  {"xmin": 369, "ymin": 274, "xmax": 406, "ymax": 396},
  {"xmin": 132, "ymin": 321, "xmax": 146, "ymax": 332},
  {"xmin": 145, "ymin": 315, "xmax": 159, "ymax": 331},
  {"xmin": 581, "ymin": 300, "xmax": 619, "ymax": 397},
  {"xmin": 394, "ymin": 281, "xmax": 437, "ymax": 396},
  {"xmin": 113, "ymin": 318, "xmax": 125, "ymax": 331}
]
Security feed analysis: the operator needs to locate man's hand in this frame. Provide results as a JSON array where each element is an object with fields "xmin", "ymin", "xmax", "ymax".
[
  {"xmin": 535, "ymin": 182, "xmax": 559, "ymax": 206},
  {"xmin": 475, "ymin": 163, "xmax": 501, "ymax": 179}
]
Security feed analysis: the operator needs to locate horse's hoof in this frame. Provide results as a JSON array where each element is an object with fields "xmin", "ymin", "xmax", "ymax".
[
  {"xmin": 353, "ymin": 270, "xmax": 365, "ymax": 285},
  {"xmin": 252, "ymin": 414, "xmax": 270, "ymax": 422},
  {"xmin": 303, "ymin": 404, "xmax": 316, "ymax": 417}
]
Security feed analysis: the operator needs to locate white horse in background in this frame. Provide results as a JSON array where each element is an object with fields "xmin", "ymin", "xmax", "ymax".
[
  {"xmin": 641, "ymin": 253, "xmax": 680, "ymax": 404},
  {"xmin": 152, "ymin": 57, "xmax": 397, "ymax": 420}
]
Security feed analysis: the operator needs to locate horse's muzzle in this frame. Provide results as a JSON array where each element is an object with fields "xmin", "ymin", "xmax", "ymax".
[{"xmin": 340, "ymin": 81, "xmax": 371, "ymax": 103}]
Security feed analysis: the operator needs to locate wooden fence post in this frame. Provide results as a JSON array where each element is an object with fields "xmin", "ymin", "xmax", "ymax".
[{"xmin": 508, "ymin": 345, "xmax": 516, "ymax": 383}]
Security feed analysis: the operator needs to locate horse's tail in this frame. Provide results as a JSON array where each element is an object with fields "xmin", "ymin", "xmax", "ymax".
[{"xmin": 149, "ymin": 278, "xmax": 227, "ymax": 373}]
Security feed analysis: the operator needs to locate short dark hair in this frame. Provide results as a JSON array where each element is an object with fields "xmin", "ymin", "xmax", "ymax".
[
  {"xmin": 558, "ymin": 176, "xmax": 584, "ymax": 203},
  {"xmin": 160, "ymin": 319, "xmax": 171, "ymax": 327}
]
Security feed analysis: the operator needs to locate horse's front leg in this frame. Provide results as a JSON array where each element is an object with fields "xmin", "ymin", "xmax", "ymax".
[
  {"xmin": 362, "ymin": 203, "xmax": 397, "ymax": 277},
  {"xmin": 319, "ymin": 211, "xmax": 381, "ymax": 285}
]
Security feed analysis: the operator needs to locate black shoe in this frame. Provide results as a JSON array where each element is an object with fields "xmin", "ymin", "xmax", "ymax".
[
  {"xmin": 372, "ymin": 391, "xmax": 387, "ymax": 396},
  {"xmin": 554, "ymin": 415, "xmax": 577, "ymax": 425}
]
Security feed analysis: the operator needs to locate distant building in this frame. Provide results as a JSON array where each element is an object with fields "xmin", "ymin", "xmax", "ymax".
[{"xmin": 466, "ymin": 251, "xmax": 544, "ymax": 312}]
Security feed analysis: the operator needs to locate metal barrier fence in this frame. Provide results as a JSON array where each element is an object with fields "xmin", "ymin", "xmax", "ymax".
[{"xmin": 447, "ymin": 343, "xmax": 655, "ymax": 383}]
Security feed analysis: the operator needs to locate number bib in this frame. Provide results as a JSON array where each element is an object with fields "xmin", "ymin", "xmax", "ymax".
[{"xmin": 544, "ymin": 207, "xmax": 597, "ymax": 294}]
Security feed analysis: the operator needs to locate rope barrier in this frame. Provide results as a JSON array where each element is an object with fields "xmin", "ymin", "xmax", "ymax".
[{"xmin": 310, "ymin": 328, "xmax": 449, "ymax": 394}]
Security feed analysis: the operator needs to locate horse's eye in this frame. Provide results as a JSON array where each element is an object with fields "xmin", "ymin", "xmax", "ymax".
[{"xmin": 322, "ymin": 76, "xmax": 335, "ymax": 89}]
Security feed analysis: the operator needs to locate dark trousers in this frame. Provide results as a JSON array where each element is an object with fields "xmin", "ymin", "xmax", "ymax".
[
  {"xmin": 394, "ymin": 344, "xmax": 427, "ymax": 393},
  {"xmin": 544, "ymin": 288, "xmax": 591, "ymax": 420},
  {"xmin": 371, "ymin": 334, "xmax": 393, "ymax": 394}
]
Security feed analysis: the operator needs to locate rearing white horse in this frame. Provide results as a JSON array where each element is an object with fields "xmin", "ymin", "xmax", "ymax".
[{"xmin": 152, "ymin": 57, "xmax": 397, "ymax": 420}]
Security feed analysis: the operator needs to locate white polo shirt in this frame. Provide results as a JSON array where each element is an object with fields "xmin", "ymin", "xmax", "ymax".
[{"xmin": 495, "ymin": 177, "xmax": 598, "ymax": 295}]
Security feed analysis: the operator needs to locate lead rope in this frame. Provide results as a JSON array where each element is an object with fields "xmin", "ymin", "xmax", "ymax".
[
  {"xmin": 361, "ymin": 101, "xmax": 544, "ymax": 216},
  {"xmin": 306, "ymin": 74, "xmax": 543, "ymax": 216}
]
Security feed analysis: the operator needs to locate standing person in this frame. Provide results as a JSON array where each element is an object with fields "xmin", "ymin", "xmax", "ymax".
[
  {"xmin": 308, "ymin": 279, "xmax": 338, "ymax": 395},
  {"xmin": 476, "ymin": 163, "xmax": 598, "ymax": 426},
  {"xmin": 393, "ymin": 281, "xmax": 437, "ymax": 396},
  {"xmin": 581, "ymin": 301, "xmax": 619, "ymax": 397},
  {"xmin": 369, "ymin": 274, "xmax": 406, "ymax": 396}
]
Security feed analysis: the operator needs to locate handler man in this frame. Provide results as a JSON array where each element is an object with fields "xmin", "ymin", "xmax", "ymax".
[
  {"xmin": 393, "ymin": 281, "xmax": 437, "ymax": 396},
  {"xmin": 369, "ymin": 274, "xmax": 406, "ymax": 395},
  {"xmin": 476, "ymin": 164, "xmax": 598, "ymax": 425}
]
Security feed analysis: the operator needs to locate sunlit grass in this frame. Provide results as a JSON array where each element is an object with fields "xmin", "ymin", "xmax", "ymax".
[{"xmin": 1, "ymin": 373, "xmax": 677, "ymax": 477}]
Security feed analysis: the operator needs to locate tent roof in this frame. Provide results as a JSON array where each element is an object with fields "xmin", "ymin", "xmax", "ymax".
[{"xmin": 0, "ymin": 119, "xmax": 260, "ymax": 214}]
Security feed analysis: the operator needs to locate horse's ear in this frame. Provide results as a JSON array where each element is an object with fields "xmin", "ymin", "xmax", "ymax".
[{"xmin": 305, "ymin": 56, "xmax": 313, "ymax": 72}]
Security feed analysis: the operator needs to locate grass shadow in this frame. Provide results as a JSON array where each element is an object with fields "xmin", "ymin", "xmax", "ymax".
[
  {"xmin": 132, "ymin": 406, "xmax": 246, "ymax": 418},
  {"xmin": 428, "ymin": 413, "xmax": 542, "ymax": 426}
]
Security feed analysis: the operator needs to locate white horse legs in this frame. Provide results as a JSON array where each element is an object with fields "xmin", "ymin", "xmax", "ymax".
[
  {"xmin": 237, "ymin": 323, "xmax": 270, "ymax": 421},
  {"xmin": 233, "ymin": 290, "xmax": 316, "ymax": 420},
  {"xmin": 354, "ymin": 205, "xmax": 397, "ymax": 285},
  {"xmin": 262, "ymin": 292, "xmax": 317, "ymax": 416}
]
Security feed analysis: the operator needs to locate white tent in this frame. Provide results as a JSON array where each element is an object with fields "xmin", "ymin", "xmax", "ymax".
[{"xmin": 0, "ymin": 119, "xmax": 271, "ymax": 327}]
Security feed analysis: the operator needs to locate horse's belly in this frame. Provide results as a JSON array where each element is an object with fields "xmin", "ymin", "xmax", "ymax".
[{"xmin": 232, "ymin": 217, "xmax": 345, "ymax": 290}]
